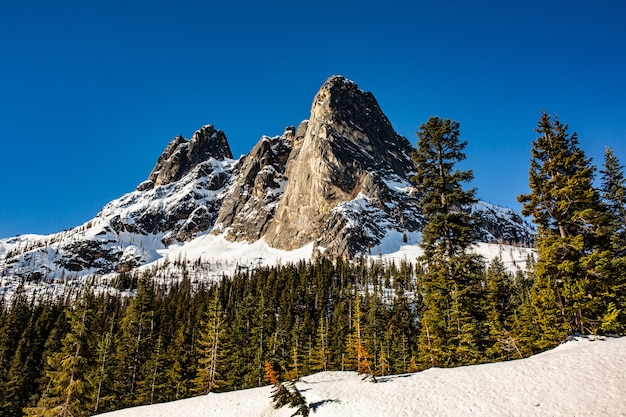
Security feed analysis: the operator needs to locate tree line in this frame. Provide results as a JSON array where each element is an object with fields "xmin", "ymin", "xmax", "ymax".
[{"xmin": 0, "ymin": 112, "xmax": 624, "ymax": 416}]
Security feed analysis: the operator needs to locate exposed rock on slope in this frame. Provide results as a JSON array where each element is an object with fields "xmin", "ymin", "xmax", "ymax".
[
  {"xmin": 212, "ymin": 127, "xmax": 295, "ymax": 242},
  {"xmin": 1, "ymin": 126, "xmax": 236, "ymax": 277},
  {"xmin": 0, "ymin": 76, "xmax": 535, "ymax": 281},
  {"xmin": 264, "ymin": 76, "xmax": 422, "ymax": 256},
  {"xmin": 138, "ymin": 124, "xmax": 232, "ymax": 190},
  {"xmin": 472, "ymin": 201, "xmax": 535, "ymax": 245}
]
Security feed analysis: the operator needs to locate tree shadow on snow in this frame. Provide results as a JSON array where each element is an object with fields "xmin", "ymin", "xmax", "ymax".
[{"xmin": 309, "ymin": 399, "xmax": 341, "ymax": 412}]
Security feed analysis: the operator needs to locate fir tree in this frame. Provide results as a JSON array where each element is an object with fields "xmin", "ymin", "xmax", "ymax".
[
  {"xmin": 518, "ymin": 112, "xmax": 612, "ymax": 337},
  {"xmin": 194, "ymin": 289, "xmax": 227, "ymax": 394},
  {"xmin": 265, "ymin": 362, "xmax": 309, "ymax": 417},
  {"xmin": 92, "ymin": 315, "xmax": 116, "ymax": 414},
  {"xmin": 112, "ymin": 277, "xmax": 156, "ymax": 406},
  {"xmin": 411, "ymin": 116, "xmax": 477, "ymax": 259},
  {"xmin": 310, "ymin": 316, "xmax": 330, "ymax": 372},
  {"xmin": 600, "ymin": 147, "xmax": 626, "ymax": 240},
  {"xmin": 345, "ymin": 294, "xmax": 375, "ymax": 381},
  {"xmin": 25, "ymin": 293, "xmax": 96, "ymax": 417},
  {"xmin": 3, "ymin": 301, "xmax": 58, "ymax": 417},
  {"xmin": 599, "ymin": 147, "xmax": 626, "ymax": 333},
  {"xmin": 410, "ymin": 116, "xmax": 485, "ymax": 368}
]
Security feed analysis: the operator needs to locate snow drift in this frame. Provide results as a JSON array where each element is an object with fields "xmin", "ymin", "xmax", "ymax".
[{"xmin": 96, "ymin": 336, "xmax": 626, "ymax": 417}]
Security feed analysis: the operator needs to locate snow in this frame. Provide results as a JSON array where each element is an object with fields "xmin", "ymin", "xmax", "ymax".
[
  {"xmin": 374, "ymin": 232, "xmax": 532, "ymax": 273},
  {"xmin": 96, "ymin": 336, "xmax": 626, "ymax": 417},
  {"xmin": 147, "ymin": 233, "xmax": 314, "ymax": 274}
]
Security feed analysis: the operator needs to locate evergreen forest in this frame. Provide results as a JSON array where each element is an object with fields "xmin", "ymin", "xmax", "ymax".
[{"xmin": 1, "ymin": 112, "xmax": 625, "ymax": 417}]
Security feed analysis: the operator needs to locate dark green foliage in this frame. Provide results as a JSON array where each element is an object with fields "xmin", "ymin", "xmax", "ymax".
[
  {"xmin": 25, "ymin": 292, "xmax": 98, "ymax": 417},
  {"xmin": 193, "ymin": 288, "xmax": 227, "ymax": 394},
  {"xmin": 411, "ymin": 116, "xmax": 477, "ymax": 259},
  {"xmin": 411, "ymin": 116, "xmax": 486, "ymax": 368},
  {"xmin": 518, "ymin": 112, "xmax": 617, "ymax": 338},
  {"xmin": 599, "ymin": 147, "xmax": 626, "ymax": 333},
  {"xmin": 4, "ymin": 112, "xmax": 626, "ymax": 415}
]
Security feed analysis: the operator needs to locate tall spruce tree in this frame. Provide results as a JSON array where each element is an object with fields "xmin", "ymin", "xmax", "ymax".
[
  {"xmin": 599, "ymin": 147, "xmax": 626, "ymax": 333},
  {"xmin": 411, "ymin": 116, "xmax": 477, "ymax": 259},
  {"xmin": 112, "ymin": 277, "xmax": 156, "ymax": 407},
  {"xmin": 410, "ymin": 116, "xmax": 485, "ymax": 368},
  {"xmin": 25, "ymin": 293, "xmax": 97, "ymax": 417},
  {"xmin": 518, "ymin": 112, "xmax": 611, "ymax": 338},
  {"xmin": 194, "ymin": 289, "xmax": 227, "ymax": 394}
]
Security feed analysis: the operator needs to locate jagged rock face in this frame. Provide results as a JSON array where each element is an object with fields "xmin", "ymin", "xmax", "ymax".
[
  {"xmin": 264, "ymin": 76, "xmax": 420, "ymax": 254},
  {"xmin": 0, "ymin": 75, "xmax": 536, "ymax": 281},
  {"xmin": 0, "ymin": 127, "xmax": 237, "ymax": 279},
  {"xmin": 108, "ymin": 157, "xmax": 232, "ymax": 242},
  {"xmin": 212, "ymin": 127, "xmax": 295, "ymax": 241},
  {"xmin": 472, "ymin": 201, "xmax": 535, "ymax": 246},
  {"xmin": 139, "ymin": 125, "xmax": 232, "ymax": 190}
]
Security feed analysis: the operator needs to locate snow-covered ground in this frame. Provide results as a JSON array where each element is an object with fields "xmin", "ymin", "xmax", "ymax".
[
  {"xmin": 1, "ymin": 227, "xmax": 532, "ymax": 304},
  {"xmin": 97, "ymin": 336, "xmax": 626, "ymax": 417}
]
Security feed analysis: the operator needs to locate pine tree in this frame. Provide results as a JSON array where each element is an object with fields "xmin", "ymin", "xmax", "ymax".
[
  {"xmin": 599, "ymin": 147, "xmax": 626, "ymax": 333},
  {"xmin": 264, "ymin": 362, "xmax": 309, "ymax": 417},
  {"xmin": 410, "ymin": 116, "xmax": 485, "ymax": 368},
  {"xmin": 92, "ymin": 315, "xmax": 116, "ymax": 413},
  {"xmin": 518, "ymin": 112, "xmax": 611, "ymax": 337},
  {"xmin": 310, "ymin": 316, "xmax": 330, "ymax": 372},
  {"xmin": 25, "ymin": 293, "xmax": 96, "ymax": 417},
  {"xmin": 344, "ymin": 294, "xmax": 375, "ymax": 380},
  {"xmin": 0, "ymin": 288, "xmax": 31, "ymax": 416},
  {"xmin": 194, "ymin": 289, "xmax": 227, "ymax": 394},
  {"xmin": 411, "ymin": 116, "xmax": 477, "ymax": 259},
  {"xmin": 484, "ymin": 258, "xmax": 523, "ymax": 360},
  {"xmin": 601, "ymin": 147, "xmax": 626, "ymax": 241},
  {"xmin": 3, "ymin": 301, "xmax": 58, "ymax": 417},
  {"xmin": 112, "ymin": 277, "xmax": 156, "ymax": 406}
]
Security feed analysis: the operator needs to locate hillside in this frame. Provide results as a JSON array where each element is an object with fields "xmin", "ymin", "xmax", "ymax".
[{"xmin": 97, "ymin": 336, "xmax": 626, "ymax": 417}]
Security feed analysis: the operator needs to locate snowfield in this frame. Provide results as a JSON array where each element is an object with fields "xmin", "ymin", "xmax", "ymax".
[{"xmin": 97, "ymin": 336, "xmax": 626, "ymax": 417}]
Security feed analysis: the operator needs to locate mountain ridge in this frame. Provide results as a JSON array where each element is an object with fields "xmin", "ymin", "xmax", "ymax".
[{"xmin": 0, "ymin": 75, "xmax": 534, "ymax": 282}]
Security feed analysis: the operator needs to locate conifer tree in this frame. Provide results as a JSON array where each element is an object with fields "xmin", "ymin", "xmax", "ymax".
[
  {"xmin": 264, "ymin": 361, "xmax": 309, "ymax": 417},
  {"xmin": 410, "ymin": 116, "xmax": 485, "ymax": 368},
  {"xmin": 112, "ymin": 277, "xmax": 156, "ymax": 406},
  {"xmin": 25, "ymin": 293, "xmax": 96, "ymax": 417},
  {"xmin": 194, "ymin": 289, "xmax": 227, "ymax": 394},
  {"xmin": 411, "ymin": 116, "xmax": 477, "ymax": 259},
  {"xmin": 92, "ymin": 315, "xmax": 116, "ymax": 414},
  {"xmin": 518, "ymin": 112, "xmax": 611, "ymax": 337},
  {"xmin": 4, "ymin": 302, "xmax": 58, "ymax": 417},
  {"xmin": 311, "ymin": 316, "xmax": 330, "ymax": 372},
  {"xmin": 345, "ymin": 294, "xmax": 375, "ymax": 380},
  {"xmin": 0, "ymin": 288, "xmax": 31, "ymax": 415},
  {"xmin": 599, "ymin": 147, "xmax": 626, "ymax": 333},
  {"xmin": 601, "ymin": 147, "xmax": 626, "ymax": 240},
  {"xmin": 484, "ymin": 258, "xmax": 524, "ymax": 360}
]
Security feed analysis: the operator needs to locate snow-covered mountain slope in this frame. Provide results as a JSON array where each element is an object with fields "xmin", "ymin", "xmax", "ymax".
[
  {"xmin": 96, "ymin": 336, "xmax": 626, "ymax": 417},
  {"xmin": 0, "ymin": 75, "xmax": 535, "ymax": 285}
]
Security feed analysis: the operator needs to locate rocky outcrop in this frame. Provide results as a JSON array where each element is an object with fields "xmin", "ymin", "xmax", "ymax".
[
  {"xmin": 212, "ymin": 127, "xmax": 296, "ymax": 241},
  {"xmin": 472, "ymin": 201, "xmax": 535, "ymax": 246},
  {"xmin": 263, "ymin": 76, "xmax": 420, "ymax": 255},
  {"xmin": 138, "ymin": 125, "xmax": 232, "ymax": 190},
  {"xmin": 0, "ymin": 75, "xmax": 536, "ymax": 281}
]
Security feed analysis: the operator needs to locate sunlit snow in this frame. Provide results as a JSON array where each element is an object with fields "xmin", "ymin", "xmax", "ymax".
[{"xmin": 96, "ymin": 336, "xmax": 626, "ymax": 417}]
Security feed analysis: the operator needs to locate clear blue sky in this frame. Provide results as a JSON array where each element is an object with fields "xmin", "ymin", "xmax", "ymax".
[{"xmin": 1, "ymin": 0, "xmax": 625, "ymax": 237}]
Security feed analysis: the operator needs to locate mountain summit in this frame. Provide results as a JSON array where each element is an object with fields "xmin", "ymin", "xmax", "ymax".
[
  {"xmin": 0, "ymin": 76, "xmax": 534, "ymax": 280},
  {"xmin": 264, "ymin": 76, "xmax": 420, "ymax": 255}
]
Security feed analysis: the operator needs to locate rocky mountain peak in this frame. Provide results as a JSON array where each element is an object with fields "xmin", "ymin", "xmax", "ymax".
[
  {"xmin": 0, "ymin": 76, "xmax": 536, "ymax": 282},
  {"xmin": 138, "ymin": 124, "xmax": 232, "ymax": 190},
  {"xmin": 309, "ymin": 76, "xmax": 413, "ymax": 173},
  {"xmin": 263, "ymin": 76, "xmax": 419, "ymax": 254}
]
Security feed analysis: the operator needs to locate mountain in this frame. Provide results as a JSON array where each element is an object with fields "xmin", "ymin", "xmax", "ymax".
[
  {"xmin": 95, "ymin": 336, "xmax": 626, "ymax": 417},
  {"xmin": 0, "ymin": 76, "xmax": 534, "ymax": 283}
]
